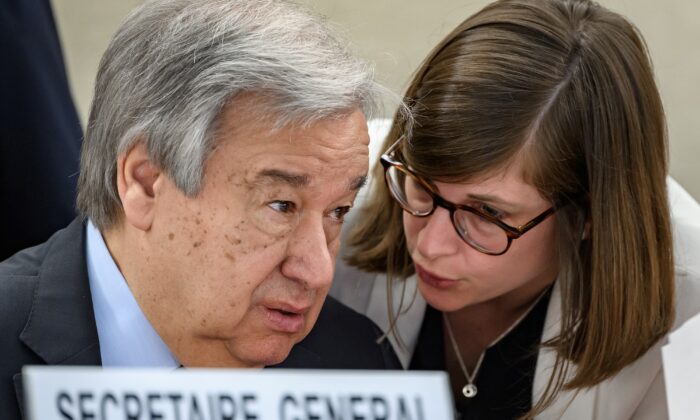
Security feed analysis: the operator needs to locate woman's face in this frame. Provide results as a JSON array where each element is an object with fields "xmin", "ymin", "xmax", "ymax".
[{"xmin": 403, "ymin": 159, "xmax": 560, "ymax": 312}]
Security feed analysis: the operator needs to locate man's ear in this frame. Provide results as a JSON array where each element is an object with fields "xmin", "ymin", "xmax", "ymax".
[{"xmin": 116, "ymin": 141, "xmax": 161, "ymax": 231}]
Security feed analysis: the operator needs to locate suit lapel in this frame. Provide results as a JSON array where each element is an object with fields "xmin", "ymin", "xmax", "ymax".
[
  {"xmin": 20, "ymin": 219, "xmax": 100, "ymax": 365},
  {"xmin": 272, "ymin": 343, "xmax": 321, "ymax": 368},
  {"xmin": 15, "ymin": 219, "xmax": 102, "ymax": 412},
  {"xmin": 19, "ymin": 218, "xmax": 101, "ymax": 366},
  {"xmin": 13, "ymin": 373, "xmax": 25, "ymax": 419}
]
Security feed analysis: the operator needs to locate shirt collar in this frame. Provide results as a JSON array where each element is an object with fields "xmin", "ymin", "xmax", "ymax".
[{"xmin": 86, "ymin": 220, "xmax": 180, "ymax": 368}]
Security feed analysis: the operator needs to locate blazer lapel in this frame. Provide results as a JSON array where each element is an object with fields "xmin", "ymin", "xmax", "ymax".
[
  {"xmin": 366, "ymin": 273, "xmax": 427, "ymax": 368},
  {"xmin": 534, "ymin": 281, "xmax": 595, "ymax": 420}
]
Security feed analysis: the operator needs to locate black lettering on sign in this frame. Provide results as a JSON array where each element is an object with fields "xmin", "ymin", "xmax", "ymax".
[
  {"xmin": 370, "ymin": 396, "xmax": 389, "ymax": 420},
  {"xmin": 147, "ymin": 393, "xmax": 164, "ymax": 420},
  {"xmin": 189, "ymin": 395, "xmax": 205, "ymax": 420},
  {"xmin": 124, "ymin": 393, "xmax": 142, "ymax": 420},
  {"xmin": 349, "ymin": 395, "xmax": 365, "ymax": 420},
  {"xmin": 414, "ymin": 397, "xmax": 425, "ymax": 420},
  {"xmin": 279, "ymin": 394, "xmax": 298, "ymax": 420},
  {"xmin": 398, "ymin": 397, "xmax": 410, "ymax": 420},
  {"xmin": 167, "ymin": 393, "xmax": 183, "ymax": 420},
  {"xmin": 100, "ymin": 393, "xmax": 117, "ymax": 420},
  {"xmin": 305, "ymin": 394, "xmax": 321, "ymax": 420},
  {"xmin": 78, "ymin": 392, "xmax": 95, "ymax": 420},
  {"xmin": 324, "ymin": 394, "xmax": 345, "ymax": 420},
  {"xmin": 242, "ymin": 394, "xmax": 258, "ymax": 420},
  {"xmin": 218, "ymin": 394, "xmax": 236, "ymax": 420},
  {"xmin": 57, "ymin": 392, "xmax": 74, "ymax": 420}
]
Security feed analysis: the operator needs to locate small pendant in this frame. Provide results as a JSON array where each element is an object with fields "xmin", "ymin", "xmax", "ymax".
[{"xmin": 462, "ymin": 383, "xmax": 477, "ymax": 398}]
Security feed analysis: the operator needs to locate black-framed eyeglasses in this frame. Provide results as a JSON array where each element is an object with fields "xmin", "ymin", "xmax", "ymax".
[{"xmin": 380, "ymin": 136, "xmax": 559, "ymax": 256}]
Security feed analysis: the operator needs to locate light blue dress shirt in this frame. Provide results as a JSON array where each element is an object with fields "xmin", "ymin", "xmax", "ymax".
[{"xmin": 86, "ymin": 220, "xmax": 180, "ymax": 368}]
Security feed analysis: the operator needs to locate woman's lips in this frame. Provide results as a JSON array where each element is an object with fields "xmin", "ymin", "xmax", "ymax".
[
  {"xmin": 415, "ymin": 264, "xmax": 460, "ymax": 290},
  {"xmin": 261, "ymin": 304, "xmax": 308, "ymax": 334}
]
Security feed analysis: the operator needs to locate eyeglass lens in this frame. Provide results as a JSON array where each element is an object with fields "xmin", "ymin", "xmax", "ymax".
[{"xmin": 385, "ymin": 165, "xmax": 509, "ymax": 254}]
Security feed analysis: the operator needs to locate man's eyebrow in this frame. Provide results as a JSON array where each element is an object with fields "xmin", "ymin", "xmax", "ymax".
[
  {"xmin": 349, "ymin": 175, "xmax": 368, "ymax": 191},
  {"xmin": 256, "ymin": 169, "xmax": 310, "ymax": 188},
  {"xmin": 254, "ymin": 170, "xmax": 366, "ymax": 191}
]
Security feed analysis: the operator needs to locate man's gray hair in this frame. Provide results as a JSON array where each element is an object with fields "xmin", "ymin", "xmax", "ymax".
[{"xmin": 78, "ymin": 0, "xmax": 384, "ymax": 230}]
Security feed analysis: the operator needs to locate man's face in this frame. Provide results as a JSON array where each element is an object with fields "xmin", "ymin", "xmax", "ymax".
[{"xmin": 137, "ymin": 98, "xmax": 369, "ymax": 367}]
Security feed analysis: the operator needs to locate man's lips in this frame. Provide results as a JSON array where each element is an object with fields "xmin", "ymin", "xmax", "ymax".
[
  {"xmin": 261, "ymin": 302, "xmax": 311, "ymax": 334},
  {"xmin": 415, "ymin": 264, "xmax": 460, "ymax": 290}
]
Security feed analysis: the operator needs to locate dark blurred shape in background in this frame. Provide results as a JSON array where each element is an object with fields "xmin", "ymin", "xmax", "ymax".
[{"xmin": 0, "ymin": 0, "xmax": 82, "ymax": 261}]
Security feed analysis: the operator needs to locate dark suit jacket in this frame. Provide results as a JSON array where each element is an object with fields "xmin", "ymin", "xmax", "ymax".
[
  {"xmin": 0, "ymin": 0, "xmax": 82, "ymax": 262},
  {"xmin": 0, "ymin": 219, "xmax": 400, "ymax": 419}
]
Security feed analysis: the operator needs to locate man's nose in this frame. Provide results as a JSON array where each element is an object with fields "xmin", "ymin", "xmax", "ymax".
[{"xmin": 280, "ymin": 214, "xmax": 334, "ymax": 290}]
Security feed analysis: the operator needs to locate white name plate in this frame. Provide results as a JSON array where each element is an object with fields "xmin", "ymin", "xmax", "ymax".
[{"xmin": 23, "ymin": 366, "xmax": 454, "ymax": 420}]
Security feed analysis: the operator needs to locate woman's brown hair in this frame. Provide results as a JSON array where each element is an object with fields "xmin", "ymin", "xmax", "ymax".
[{"xmin": 346, "ymin": 0, "xmax": 674, "ymax": 415}]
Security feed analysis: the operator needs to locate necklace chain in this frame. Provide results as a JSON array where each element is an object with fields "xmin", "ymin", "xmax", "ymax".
[
  {"xmin": 442, "ymin": 289, "xmax": 549, "ymax": 399},
  {"xmin": 443, "ymin": 314, "xmax": 484, "ymax": 398}
]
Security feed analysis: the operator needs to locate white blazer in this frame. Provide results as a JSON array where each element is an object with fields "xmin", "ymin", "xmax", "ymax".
[{"xmin": 330, "ymin": 120, "xmax": 700, "ymax": 419}]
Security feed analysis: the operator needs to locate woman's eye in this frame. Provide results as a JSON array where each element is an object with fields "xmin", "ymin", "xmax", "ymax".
[
  {"xmin": 329, "ymin": 206, "xmax": 352, "ymax": 222},
  {"xmin": 268, "ymin": 200, "xmax": 296, "ymax": 214},
  {"xmin": 479, "ymin": 203, "xmax": 502, "ymax": 218}
]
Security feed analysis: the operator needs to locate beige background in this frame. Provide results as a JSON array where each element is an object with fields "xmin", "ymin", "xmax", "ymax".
[{"xmin": 51, "ymin": 0, "xmax": 700, "ymax": 199}]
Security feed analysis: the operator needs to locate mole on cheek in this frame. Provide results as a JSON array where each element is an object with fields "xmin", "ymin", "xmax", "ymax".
[
  {"xmin": 253, "ymin": 240, "xmax": 272, "ymax": 251},
  {"xmin": 168, "ymin": 233, "xmax": 175, "ymax": 240},
  {"xmin": 224, "ymin": 252, "xmax": 236, "ymax": 262},
  {"xmin": 224, "ymin": 234, "xmax": 242, "ymax": 245}
]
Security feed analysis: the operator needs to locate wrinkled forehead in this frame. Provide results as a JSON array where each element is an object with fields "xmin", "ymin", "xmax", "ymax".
[
  {"xmin": 203, "ymin": 97, "xmax": 370, "ymax": 186},
  {"xmin": 213, "ymin": 92, "xmax": 369, "ymax": 146}
]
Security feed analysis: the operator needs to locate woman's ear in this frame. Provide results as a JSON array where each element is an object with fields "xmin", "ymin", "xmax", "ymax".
[{"xmin": 116, "ymin": 141, "xmax": 161, "ymax": 231}]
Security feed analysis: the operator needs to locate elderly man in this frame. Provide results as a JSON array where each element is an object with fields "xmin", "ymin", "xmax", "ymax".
[{"xmin": 0, "ymin": 0, "xmax": 399, "ymax": 417}]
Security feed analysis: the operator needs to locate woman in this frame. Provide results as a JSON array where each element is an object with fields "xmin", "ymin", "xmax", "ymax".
[{"xmin": 332, "ymin": 0, "xmax": 700, "ymax": 418}]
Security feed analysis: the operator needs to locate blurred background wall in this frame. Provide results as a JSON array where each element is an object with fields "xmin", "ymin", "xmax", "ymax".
[{"xmin": 50, "ymin": 0, "xmax": 700, "ymax": 199}]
